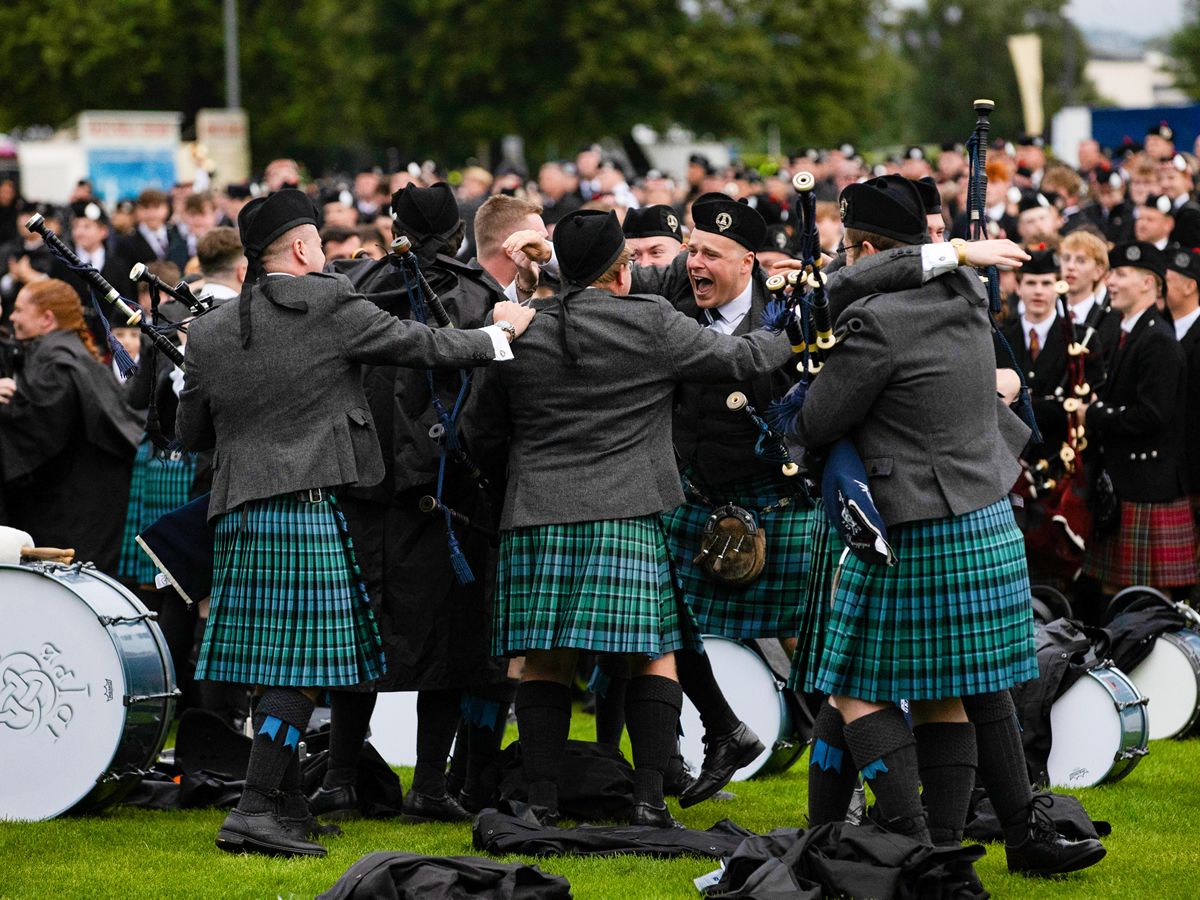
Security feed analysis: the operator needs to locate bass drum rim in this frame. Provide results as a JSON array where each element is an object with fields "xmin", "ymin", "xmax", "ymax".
[
  {"xmin": 1129, "ymin": 628, "xmax": 1200, "ymax": 741},
  {"xmin": 1047, "ymin": 664, "xmax": 1148, "ymax": 789}
]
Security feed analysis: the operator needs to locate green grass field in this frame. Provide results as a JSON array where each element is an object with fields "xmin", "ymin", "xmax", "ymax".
[{"xmin": 2, "ymin": 713, "xmax": 1198, "ymax": 900}]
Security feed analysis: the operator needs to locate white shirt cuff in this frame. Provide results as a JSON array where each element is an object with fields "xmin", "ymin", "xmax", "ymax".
[
  {"xmin": 480, "ymin": 325, "xmax": 514, "ymax": 361},
  {"xmin": 921, "ymin": 243, "xmax": 959, "ymax": 282}
]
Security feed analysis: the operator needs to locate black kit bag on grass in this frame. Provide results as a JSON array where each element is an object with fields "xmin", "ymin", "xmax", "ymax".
[
  {"xmin": 317, "ymin": 850, "xmax": 572, "ymax": 900},
  {"xmin": 498, "ymin": 739, "xmax": 634, "ymax": 821}
]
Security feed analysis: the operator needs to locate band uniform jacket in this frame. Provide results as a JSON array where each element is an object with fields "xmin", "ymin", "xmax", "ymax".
[
  {"xmin": 1179, "ymin": 317, "xmax": 1200, "ymax": 495},
  {"xmin": 630, "ymin": 250, "xmax": 928, "ymax": 486},
  {"xmin": 997, "ymin": 315, "xmax": 1106, "ymax": 463},
  {"xmin": 118, "ymin": 224, "xmax": 190, "ymax": 271},
  {"xmin": 464, "ymin": 288, "xmax": 794, "ymax": 531},
  {"xmin": 1085, "ymin": 310, "xmax": 1188, "ymax": 503},
  {"xmin": 786, "ymin": 266, "xmax": 1029, "ymax": 527},
  {"xmin": 176, "ymin": 272, "xmax": 496, "ymax": 521}
]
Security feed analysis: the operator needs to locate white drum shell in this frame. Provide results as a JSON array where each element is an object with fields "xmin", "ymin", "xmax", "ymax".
[
  {"xmin": 0, "ymin": 564, "xmax": 176, "ymax": 821},
  {"xmin": 1128, "ymin": 629, "xmax": 1200, "ymax": 740},
  {"xmin": 1047, "ymin": 665, "xmax": 1147, "ymax": 789},
  {"xmin": 368, "ymin": 691, "xmax": 420, "ymax": 768}
]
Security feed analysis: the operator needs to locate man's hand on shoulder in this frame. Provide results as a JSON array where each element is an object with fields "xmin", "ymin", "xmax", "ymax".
[{"xmin": 492, "ymin": 301, "xmax": 536, "ymax": 339}]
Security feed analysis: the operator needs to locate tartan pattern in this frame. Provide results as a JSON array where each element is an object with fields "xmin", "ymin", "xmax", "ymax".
[
  {"xmin": 117, "ymin": 439, "xmax": 153, "ymax": 582},
  {"xmin": 196, "ymin": 492, "xmax": 384, "ymax": 687},
  {"xmin": 493, "ymin": 515, "xmax": 698, "ymax": 657},
  {"xmin": 788, "ymin": 513, "xmax": 840, "ymax": 694},
  {"xmin": 1082, "ymin": 498, "xmax": 1198, "ymax": 587},
  {"xmin": 813, "ymin": 498, "xmax": 1038, "ymax": 702},
  {"xmin": 661, "ymin": 471, "xmax": 815, "ymax": 639},
  {"xmin": 119, "ymin": 443, "xmax": 198, "ymax": 585}
]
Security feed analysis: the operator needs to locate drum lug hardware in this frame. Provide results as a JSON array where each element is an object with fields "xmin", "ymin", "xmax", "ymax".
[
  {"xmin": 97, "ymin": 767, "xmax": 157, "ymax": 784},
  {"xmin": 772, "ymin": 739, "xmax": 796, "ymax": 752},
  {"xmin": 124, "ymin": 689, "xmax": 182, "ymax": 706},
  {"xmin": 98, "ymin": 612, "xmax": 159, "ymax": 626},
  {"xmin": 1116, "ymin": 697, "xmax": 1149, "ymax": 710}
]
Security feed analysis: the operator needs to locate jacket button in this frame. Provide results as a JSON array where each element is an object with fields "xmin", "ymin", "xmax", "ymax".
[
  {"xmin": 1152, "ymin": 450, "xmax": 1158, "ymax": 458},
  {"xmin": 1140, "ymin": 453, "xmax": 1148, "ymax": 460},
  {"xmin": 1130, "ymin": 453, "xmax": 1136, "ymax": 460}
]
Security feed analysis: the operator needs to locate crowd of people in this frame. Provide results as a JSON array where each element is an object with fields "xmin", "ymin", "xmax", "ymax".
[{"xmin": 2, "ymin": 119, "xmax": 1198, "ymax": 891}]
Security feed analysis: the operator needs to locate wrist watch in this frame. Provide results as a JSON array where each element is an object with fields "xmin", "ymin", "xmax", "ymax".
[
  {"xmin": 495, "ymin": 319, "xmax": 517, "ymax": 342},
  {"xmin": 949, "ymin": 238, "xmax": 968, "ymax": 267}
]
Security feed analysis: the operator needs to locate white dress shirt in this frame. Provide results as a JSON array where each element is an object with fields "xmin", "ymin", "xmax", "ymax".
[
  {"xmin": 1022, "ymin": 314, "xmax": 1055, "ymax": 355},
  {"xmin": 1174, "ymin": 306, "xmax": 1200, "ymax": 342},
  {"xmin": 703, "ymin": 280, "xmax": 754, "ymax": 334}
]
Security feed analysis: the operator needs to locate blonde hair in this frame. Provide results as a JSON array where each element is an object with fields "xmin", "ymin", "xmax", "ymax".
[
  {"xmin": 1060, "ymin": 230, "xmax": 1109, "ymax": 271},
  {"xmin": 23, "ymin": 279, "xmax": 101, "ymax": 361},
  {"xmin": 474, "ymin": 195, "xmax": 543, "ymax": 261}
]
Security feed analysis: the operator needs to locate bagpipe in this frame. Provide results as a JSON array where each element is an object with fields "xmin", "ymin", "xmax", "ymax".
[
  {"xmin": 24, "ymin": 214, "xmax": 186, "ymax": 373},
  {"xmin": 1016, "ymin": 280, "xmax": 1097, "ymax": 580},
  {"xmin": 763, "ymin": 173, "xmax": 897, "ymax": 569}
]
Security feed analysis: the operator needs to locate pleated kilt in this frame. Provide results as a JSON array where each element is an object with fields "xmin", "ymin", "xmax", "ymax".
[
  {"xmin": 196, "ymin": 492, "xmax": 384, "ymax": 687},
  {"xmin": 788, "ymin": 512, "xmax": 841, "ymax": 695},
  {"xmin": 493, "ymin": 515, "xmax": 698, "ymax": 657},
  {"xmin": 1082, "ymin": 498, "xmax": 1198, "ymax": 588},
  {"xmin": 661, "ymin": 471, "xmax": 814, "ymax": 639},
  {"xmin": 118, "ymin": 442, "xmax": 198, "ymax": 585},
  {"xmin": 117, "ymin": 439, "xmax": 153, "ymax": 582},
  {"xmin": 813, "ymin": 498, "xmax": 1038, "ymax": 702}
]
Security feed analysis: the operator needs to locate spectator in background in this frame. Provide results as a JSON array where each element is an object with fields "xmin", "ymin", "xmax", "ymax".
[
  {"xmin": 1, "ymin": 205, "xmax": 59, "ymax": 313},
  {"xmin": 0, "ymin": 179, "xmax": 21, "ymax": 246},
  {"xmin": 537, "ymin": 162, "xmax": 582, "ymax": 226},
  {"xmin": 196, "ymin": 227, "xmax": 246, "ymax": 307},
  {"xmin": 356, "ymin": 224, "xmax": 388, "ymax": 260},
  {"xmin": 321, "ymin": 224, "xmax": 362, "ymax": 261},
  {"xmin": 119, "ymin": 189, "xmax": 189, "ymax": 270},
  {"xmin": 218, "ymin": 184, "xmax": 253, "ymax": 228},
  {"xmin": 111, "ymin": 200, "xmax": 137, "ymax": 237},
  {"xmin": 183, "ymin": 193, "xmax": 219, "ymax": 257},
  {"xmin": 263, "ymin": 158, "xmax": 302, "ymax": 191}
]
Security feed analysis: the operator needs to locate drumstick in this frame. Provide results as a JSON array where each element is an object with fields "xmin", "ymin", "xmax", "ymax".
[{"xmin": 20, "ymin": 546, "xmax": 75, "ymax": 563}]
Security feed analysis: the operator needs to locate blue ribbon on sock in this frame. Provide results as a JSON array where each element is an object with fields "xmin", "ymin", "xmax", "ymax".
[
  {"xmin": 809, "ymin": 738, "xmax": 845, "ymax": 773},
  {"xmin": 860, "ymin": 758, "xmax": 890, "ymax": 780},
  {"xmin": 258, "ymin": 715, "xmax": 282, "ymax": 741},
  {"xmin": 284, "ymin": 724, "xmax": 301, "ymax": 751},
  {"xmin": 460, "ymin": 694, "xmax": 503, "ymax": 730}
]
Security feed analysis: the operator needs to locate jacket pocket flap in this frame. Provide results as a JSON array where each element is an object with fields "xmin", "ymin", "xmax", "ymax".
[
  {"xmin": 347, "ymin": 407, "xmax": 371, "ymax": 426},
  {"xmin": 863, "ymin": 456, "xmax": 894, "ymax": 477}
]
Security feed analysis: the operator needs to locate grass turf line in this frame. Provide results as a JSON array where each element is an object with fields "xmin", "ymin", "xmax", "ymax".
[{"xmin": 2, "ymin": 713, "xmax": 1198, "ymax": 899}]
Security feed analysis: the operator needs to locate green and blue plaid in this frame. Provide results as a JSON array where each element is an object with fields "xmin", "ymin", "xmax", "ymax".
[
  {"xmin": 493, "ymin": 515, "xmax": 698, "ymax": 657},
  {"xmin": 196, "ymin": 492, "xmax": 384, "ymax": 687},
  {"xmin": 813, "ymin": 498, "xmax": 1038, "ymax": 702},
  {"xmin": 661, "ymin": 471, "xmax": 815, "ymax": 639},
  {"xmin": 119, "ymin": 441, "xmax": 198, "ymax": 585}
]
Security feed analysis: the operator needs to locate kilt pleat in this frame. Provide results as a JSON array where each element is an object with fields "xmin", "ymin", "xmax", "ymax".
[
  {"xmin": 814, "ymin": 498, "xmax": 1038, "ymax": 702},
  {"xmin": 788, "ymin": 513, "xmax": 841, "ymax": 694},
  {"xmin": 120, "ymin": 443, "xmax": 198, "ymax": 585},
  {"xmin": 1082, "ymin": 498, "xmax": 1198, "ymax": 587},
  {"xmin": 493, "ymin": 515, "xmax": 698, "ymax": 657},
  {"xmin": 117, "ymin": 439, "xmax": 153, "ymax": 582},
  {"xmin": 196, "ymin": 493, "xmax": 384, "ymax": 687},
  {"xmin": 661, "ymin": 471, "xmax": 814, "ymax": 639}
]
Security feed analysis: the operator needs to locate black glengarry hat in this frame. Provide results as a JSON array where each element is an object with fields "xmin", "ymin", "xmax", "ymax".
[
  {"xmin": 839, "ymin": 174, "xmax": 928, "ymax": 245},
  {"xmin": 1022, "ymin": 247, "xmax": 1059, "ymax": 276},
  {"xmin": 913, "ymin": 176, "xmax": 941, "ymax": 215},
  {"xmin": 622, "ymin": 204, "xmax": 683, "ymax": 242},
  {"xmin": 391, "ymin": 182, "xmax": 460, "ymax": 237},
  {"xmin": 554, "ymin": 209, "xmax": 627, "ymax": 366},
  {"xmin": 691, "ymin": 197, "xmax": 767, "ymax": 252},
  {"xmin": 1110, "ymin": 241, "xmax": 1167, "ymax": 292},
  {"xmin": 238, "ymin": 188, "xmax": 319, "ymax": 261},
  {"xmin": 1166, "ymin": 242, "xmax": 1200, "ymax": 282},
  {"xmin": 759, "ymin": 223, "xmax": 794, "ymax": 255}
]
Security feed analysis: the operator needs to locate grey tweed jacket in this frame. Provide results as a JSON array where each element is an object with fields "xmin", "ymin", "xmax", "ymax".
[
  {"xmin": 464, "ymin": 288, "xmax": 794, "ymax": 530},
  {"xmin": 177, "ymin": 272, "xmax": 496, "ymax": 521},
  {"xmin": 789, "ymin": 264, "xmax": 1029, "ymax": 526}
]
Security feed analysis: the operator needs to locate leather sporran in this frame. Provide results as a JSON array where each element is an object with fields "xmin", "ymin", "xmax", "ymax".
[{"xmin": 692, "ymin": 504, "xmax": 766, "ymax": 587}]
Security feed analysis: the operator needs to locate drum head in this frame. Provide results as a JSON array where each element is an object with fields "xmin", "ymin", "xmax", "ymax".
[
  {"xmin": 0, "ymin": 567, "xmax": 128, "ymax": 820},
  {"xmin": 1048, "ymin": 671, "xmax": 1125, "ymax": 788},
  {"xmin": 678, "ymin": 637, "xmax": 782, "ymax": 781},
  {"xmin": 367, "ymin": 691, "xmax": 419, "ymax": 767},
  {"xmin": 1130, "ymin": 631, "xmax": 1200, "ymax": 740}
]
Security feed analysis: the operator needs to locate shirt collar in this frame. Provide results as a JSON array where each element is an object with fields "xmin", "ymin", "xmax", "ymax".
[
  {"xmin": 1069, "ymin": 294, "xmax": 1096, "ymax": 322},
  {"xmin": 1122, "ymin": 305, "xmax": 1150, "ymax": 333},
  {"xmin": 1022, "ymin": 314, "xmax": 1055, "ymax": 349},
  {"xmin": 1175, "ymin": 306, "xmax": 1200, "ymax": 341},
  {"xmin": 708, "ymin": 278, "xmax": 754, "ymax": 327}
]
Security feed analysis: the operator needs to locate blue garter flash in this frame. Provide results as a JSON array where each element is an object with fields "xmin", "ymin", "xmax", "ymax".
[
  {"xmin": 860, "ymin": 758, "xmax": 890, "ymax": 780},
  {"xmin": 258, "ymin": 714, "xmax": 282, "ymax": 741},
  {"xmin": 809, "ymin": 739, "xmax": 845, "ymax": 773}
]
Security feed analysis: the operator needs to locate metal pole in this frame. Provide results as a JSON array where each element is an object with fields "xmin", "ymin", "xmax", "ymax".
[{"xmin": 224, "ymin": 0, "xmax": 241, "ymax": 109}]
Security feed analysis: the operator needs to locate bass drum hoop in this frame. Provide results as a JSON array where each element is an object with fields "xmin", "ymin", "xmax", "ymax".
[
  {"xmin": 1048, "ymin": 664, "xmax": 1148, "ymax": 789},
  {"xmin": 1130, "ymin": 628, "xmax": 1200, "ymax": 740}
]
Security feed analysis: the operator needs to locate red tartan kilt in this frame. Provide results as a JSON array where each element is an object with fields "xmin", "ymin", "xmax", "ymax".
[{"xmin": 1082, "ymin": 498, "xmax": 1198, "ymax": 587}]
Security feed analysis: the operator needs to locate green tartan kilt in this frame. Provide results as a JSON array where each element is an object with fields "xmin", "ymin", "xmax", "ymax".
[
  {"xmin": 788, "ymin": 512, "xmax": 841, "ymax": 694},
  {"xmin": 493, "ymin": 515, "xmax": 699, "ymax": 657},
  {"xmin": 118, "ymin": 441, "xmax": 198, "ymax": 585},
  {"xmin": 661, "ymin": 472, "xmax": 815, "ymax": 639},
  {"xmin": 196, "ymin": 493, "xmax": 384, "ymax": 687},
  {"xmin": 813, "ymin": 498, "xmax": 1038, "ymax": 702}
]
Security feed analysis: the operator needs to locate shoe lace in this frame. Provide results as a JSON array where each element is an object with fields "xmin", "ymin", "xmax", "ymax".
[{"xmin": 1027, "ymin": 792, "xmax": 1060, "ymax": 843}]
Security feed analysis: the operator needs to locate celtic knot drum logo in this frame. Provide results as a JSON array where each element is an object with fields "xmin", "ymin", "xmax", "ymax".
[{"xmin": 0, "ymin": 652, "xmax": 57, "ymax": 732}]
